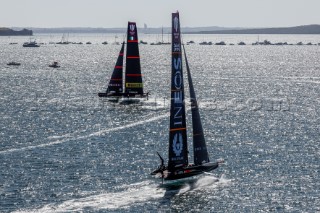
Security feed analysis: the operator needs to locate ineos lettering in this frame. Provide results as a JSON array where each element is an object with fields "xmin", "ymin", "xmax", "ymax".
[
  {"xmin": 173, "ymin": 58, "xmax": 183, "ymax": 126},
  {"xmin": 174, "ymin": 90, "xmax": 182, "ymax": 103},
  {"xmin": 174, "ymin": 71, "xmax": 182, "ymax": 89},
  {"xmin": 174, "ymin": 106, "xmax": 182, "ymax": 125},
  {"xmin": 174, "ymin": 58, "xmax": 181, "ymax": 71}
]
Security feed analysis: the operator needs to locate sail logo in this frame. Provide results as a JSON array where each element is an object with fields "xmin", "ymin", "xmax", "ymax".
[
  {"xmin": 173, "ymin": 43, "xmax": 180, "ymax": 52},
  {"xmin": 129, "ymin": 24, "xmax": 136, "ymax": 37},
  {"xmin": 173, "ymin": 16, "xmax": 180, "ymax": 40},
  {"xmin": 173, "ymin": 133, "xmax": 183, "ymax": 156},
  {"xmin": 129, "ymin": 24, "xmax": 135, "ymax": 32},
  {"xmin": 173, "ymin": 17, "xmax": 179, "ymax": 32}
]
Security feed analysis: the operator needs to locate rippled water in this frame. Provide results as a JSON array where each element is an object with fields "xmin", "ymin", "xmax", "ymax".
[{"xmin": 0, "ymin": 34, "xmax": 320, "ymax": 212}]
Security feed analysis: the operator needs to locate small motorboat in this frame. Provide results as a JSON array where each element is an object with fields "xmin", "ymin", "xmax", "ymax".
[
  {"xmin": 7, "ymin": 61, "xmax": 21, "ymax": 66},
  {"xmin": 199, "ymin": 41, "xmax": 212, "ymax": 45},
  {"xmin": 215, "ymin": 41, "xmax": 226, "ymax": 45},
  {"xmin": 186, "ymin": 40, "xmax": 195, "ymax": 45},
  {"xmin": 49, "ymin": 61, "xmax": 60, "ymax": 68},
  {"xmin": 23, "ymin": 41, "xmax": 40, "ymax": 47}
]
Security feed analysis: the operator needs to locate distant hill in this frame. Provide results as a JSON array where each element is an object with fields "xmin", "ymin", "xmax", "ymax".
[
  {"xmin": 15, "ymin": 26, "xmax": 242, "ymax": 34},
  {"xmin": 27, "ymin": 27, "xmax": 125, "ymax": 34},
  {"xmin": 7, "ymin": 25, "xmax": 320, "ymax": 35},
  {"xmin": 189, "ymin": 24, "xmax": 320, "ymax": 34},
  {"xmin": 0, "ymin": 28, "xmax": 33, "ymax": 36}
]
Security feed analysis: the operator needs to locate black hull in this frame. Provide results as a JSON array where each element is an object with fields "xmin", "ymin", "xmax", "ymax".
[
  {"xmin": 165, "ymin": 162, "xmax": 218, "ymax": 181},
  {"xmin": 7, "ymin": 63, "xmax": 21, "ymax": 66},
  {"xmin": 98, "ymin": 93, "xmax": 148, "ymax": 104},
  {"xmin": 98, "ymin": 93, "xmax": 122, "ymax": 97},
  {"xmin": 23, "ymin": 45, "xmax": 40, "ymax": 47},
  {"xmin": 98, "ymin": 92, "xmax": 148, "ymax": 98},
  {"xmin": 23, "ymin": 44, "xmax": 40, "ymax": 47},
  {"xmin": 119, "ymin": 93, "xmax": 149, "ymax": 104},
  {"xmin": 98, "ymin": 93, "xmax": 122, "ymax": 103},
  {"xmin": 122, "ymin": 93, "xmax": 149, "ymax": 98}
]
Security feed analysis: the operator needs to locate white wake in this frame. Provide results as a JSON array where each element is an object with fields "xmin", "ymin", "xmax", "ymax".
[
  {"xmin": 14, "ymin": 175, "xmax": 230, "ymax": 213},
  {"xmin": 0, "ymin": 113, "xmax": 169, "ymax": 155},
  {"xmin": 14, "ymin": 181, "xmax": 165, "ymax": 213}
]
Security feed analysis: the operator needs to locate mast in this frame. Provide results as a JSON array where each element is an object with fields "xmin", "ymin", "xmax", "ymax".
[
  {"xmin": 124, "ymin": 22, "xmax": 144, "ymax": 95},
  {"xmin": 182, "ymin": 44, "xmax": 210, "ymax": 165},
  {"xmin": 162, "ymin": 26, "xmax": 164, "ymax": 43},
  {"xmin": 168, "ymin": 12, "xmax": 188, "ymax": 171},
  {"xmin": 106, "ymin": 42, "xmax": 125, "ymax": 94}
]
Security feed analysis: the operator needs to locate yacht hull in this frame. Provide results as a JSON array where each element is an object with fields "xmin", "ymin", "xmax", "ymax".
[{"xmin": 165, "ymin": 162, "xmax": 218, "ymax": 180}]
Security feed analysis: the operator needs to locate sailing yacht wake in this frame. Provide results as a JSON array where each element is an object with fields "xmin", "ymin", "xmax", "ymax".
[
  {"xmin": 0, "ymin": 112, "xmax": 169, "ymax": 155},
  {"xmin": 13, "ymin": 180, "xmax": 165, "ymax": 213},
  {"xmin": 176, "ymin": 174, "xmax": 231, "ymax": 194},
  {"xmin": 159, "ymin": 174, "xmax": 231, "ymax": 195},
  {"xmin": 14, "ymin": 175, "xmax": 231, "ymax": 213}
]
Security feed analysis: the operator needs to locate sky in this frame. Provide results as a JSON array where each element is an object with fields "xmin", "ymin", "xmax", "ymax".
[{"xmin": 1, "ymin": 0, "xmax": 319, "ymax": 28}]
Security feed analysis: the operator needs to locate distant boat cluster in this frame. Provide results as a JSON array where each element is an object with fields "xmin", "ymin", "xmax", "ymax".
[
  {"xmin": 18, "ymin": 40, "xmax": 102, "ymax": 47},
  {"xmin": 11, "ymin": 39, "xmax": 320, "ymax": 47},
  {"xmin": 188, "ymin": 40, "xmax": 320, "ymax": 46},
  {"xmin": 5, "ymin": 37, "xmax": 320, "ymax": 68},
  {"xmin": 251, "ymin": 40, "xmax": 319, "ymax": 46},
  {"xmin": 6, "ymin": 60, "xmax": 60, "ymax": 68}
]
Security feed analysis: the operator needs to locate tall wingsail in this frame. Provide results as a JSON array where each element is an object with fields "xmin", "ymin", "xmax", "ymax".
[
  {"xmin": 151, "ymin": 11, "xmax": 220, "ymax": 181},
  {"xmin": 125, "ymin": 22, "xmax": 144, "ymax": 95},
  {"xmin": 106, "ymin": 42, "xmax": 125, "ymax": 95},
  {"xmin": 183, "ymin": 44, "xmax": 210, "ymax": 165},
  {"xmin": 168, "ymin": 12, "xmax": 188, "ymax": 171}
]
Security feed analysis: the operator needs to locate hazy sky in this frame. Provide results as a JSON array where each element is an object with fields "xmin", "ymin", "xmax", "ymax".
[{"xmin": 1, "ymin": 0, "xmax": 319, "ymax": 28}]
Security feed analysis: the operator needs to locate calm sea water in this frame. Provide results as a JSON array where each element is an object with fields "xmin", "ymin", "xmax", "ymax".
[{"xmin": 0, "ymin": 34, "xmax": 320, "ymax": 212}]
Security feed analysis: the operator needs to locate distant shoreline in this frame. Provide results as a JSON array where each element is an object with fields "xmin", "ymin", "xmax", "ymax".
[
  {"xmin": 34, "ymin": 24, "xmax": 320, "ymax": 34},
  {"xmin": 3, "ymin": 24, "xmax": 320, "ymax": 35},
  {"xmin": 186, "ymin": 24, "xmax": 320, "ymax": 34},
  {"xmin": 33, "ymin": 24, "xmax": 320, "ymax": 34}
]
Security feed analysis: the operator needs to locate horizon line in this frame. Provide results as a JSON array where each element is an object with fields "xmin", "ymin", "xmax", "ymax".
[{"xmin": 5, "ymin": 23, "xmax": 320, "ymax": 29}]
